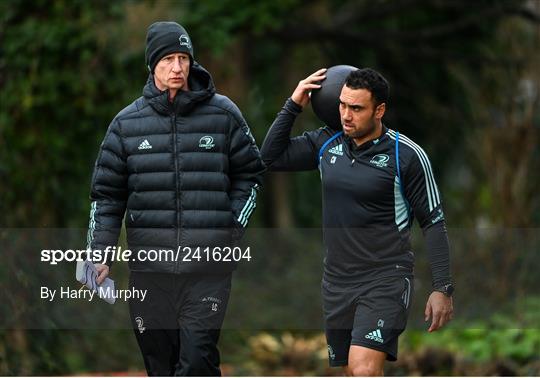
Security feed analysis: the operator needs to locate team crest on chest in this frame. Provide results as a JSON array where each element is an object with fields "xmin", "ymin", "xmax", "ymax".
[
  {"xmin": 199, "ymin": 136, "xmax": 215, "ymax": 150},
  {"xmin": 370, "ymin": 154, "xmax": 389, "ymax": 168}
]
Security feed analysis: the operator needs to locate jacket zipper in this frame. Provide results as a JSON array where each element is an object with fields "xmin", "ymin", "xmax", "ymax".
[{"xmin": 172, "ymin": 114, "xmax": 180, "ymax": 250}]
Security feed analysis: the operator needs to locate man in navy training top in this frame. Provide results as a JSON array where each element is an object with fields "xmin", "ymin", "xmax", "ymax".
[{"xmin": 261, "ymin": 68, "xmax": 453, "ymax": 376}]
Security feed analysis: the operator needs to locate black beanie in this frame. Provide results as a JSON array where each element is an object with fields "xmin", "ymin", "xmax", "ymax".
[{"xmin": 145, "ymin": 21, "xmax": 194, "ymax": 73}]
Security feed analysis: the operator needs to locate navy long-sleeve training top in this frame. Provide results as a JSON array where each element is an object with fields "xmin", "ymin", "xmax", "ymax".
[{"xmin": 261, "ymin": 98, "xmax": 452, "ymax": 287}]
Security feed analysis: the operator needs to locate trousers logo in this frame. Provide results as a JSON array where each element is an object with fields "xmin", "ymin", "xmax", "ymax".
[
  {"xmin": 370, "ymin": 154, "xmax": 389, "ymax": 167},
  {"xmin": 135, "ymin": 316, "xmax": 146, "ymax": 334},
  {"xmin": 199, "ymin": 136, "xmax": 215, "ymax": 150},
  {"xmin": 202, "ymin": 296, "xmax": 222, "ymax": 304},
  {"xmin": 202, "ymin": 296, "xmax": 221, "ymax": 312}
]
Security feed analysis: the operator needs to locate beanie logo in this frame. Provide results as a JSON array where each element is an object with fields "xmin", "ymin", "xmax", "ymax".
[{"xmin": 179, "ymin": 34, "xmax": 191, "ymax": 49}]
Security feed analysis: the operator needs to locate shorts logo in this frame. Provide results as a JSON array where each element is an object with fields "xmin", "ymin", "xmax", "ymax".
[
  {"xmin": 135, "ymin": 316, "xmax": 146, "ymax": 334},
  {"xmin": 377, "ymin": 319, "xmax": 385, "ymax": 328},
  {"xmin": 199, "ymin": 136, "xmax": 215, "ymax": 150},
  {"xmin": 327, "ymin": 345, "xmax": 336, "ymax": 360},
  {"xmin": 401, "ymin": 278, "xmax": 412, "ymax": 309},
  {"xmin": 365, "ymin": 328, "xmax": 384, "ymax": 343},
  {"xmin": 330, "ymin": 156, "xmax": 337, "ymax": 164},
  {"xmin": 370, "ymin": 154, "xmax": 389, "ymax": 168}
]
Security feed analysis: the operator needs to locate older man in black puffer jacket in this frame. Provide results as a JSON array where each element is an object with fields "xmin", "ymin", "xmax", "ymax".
[{"xmin": 86, "ymin": 21, "xmax": 265, "ymax": 376}]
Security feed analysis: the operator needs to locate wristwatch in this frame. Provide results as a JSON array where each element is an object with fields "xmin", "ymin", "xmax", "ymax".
[{"xmin": 434, "ymin": 283, "xmax": 454, "ymax": 297}]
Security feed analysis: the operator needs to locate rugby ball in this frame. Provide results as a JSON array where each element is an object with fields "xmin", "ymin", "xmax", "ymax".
[{"xmin": 311, "ymin": 65, "xmax": 358, "ymax": 130}]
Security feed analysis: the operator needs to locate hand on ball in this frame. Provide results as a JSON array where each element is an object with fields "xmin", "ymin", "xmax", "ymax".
[{"xmin": 291, "ymin": 68, "xmax": 327, "ymax": 108}]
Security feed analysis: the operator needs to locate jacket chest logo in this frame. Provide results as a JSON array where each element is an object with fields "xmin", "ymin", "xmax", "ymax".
[
  {"xmin": 199, "ymin": 136, "xmax": 215, "ymax": 150},
  {"xmin": 138, "ymin": 139, "xmax": 152, "ymax": 150},
  {"xmin": 370, "ymin": 154, "xmax": 389, "ymax": 168}
]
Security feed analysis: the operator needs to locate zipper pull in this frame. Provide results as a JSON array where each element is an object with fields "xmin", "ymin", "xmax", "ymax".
[{"xmin": 351, "ymin": 158, "xmax": 355, "ymax": 166}]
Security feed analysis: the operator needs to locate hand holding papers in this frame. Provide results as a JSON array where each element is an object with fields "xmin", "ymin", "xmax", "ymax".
[{"xmin": 75, "ymin": 259, "xmax": 116, "ymax": 304}]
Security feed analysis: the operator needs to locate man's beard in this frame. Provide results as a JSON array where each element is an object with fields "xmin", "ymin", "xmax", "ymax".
[{"xmin": 345, "ymin": 118, "xmax": 377, "ymax": 140}]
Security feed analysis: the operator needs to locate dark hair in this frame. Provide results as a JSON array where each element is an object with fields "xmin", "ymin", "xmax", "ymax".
[{"xmin": 344, "ymin": 68, "xmax": 389, "ymax": 106}]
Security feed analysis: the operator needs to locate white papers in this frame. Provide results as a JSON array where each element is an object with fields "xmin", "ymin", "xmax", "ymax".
[{"xmin": 75, "ymin": 259, "xmax": 116, "ymax": 304}]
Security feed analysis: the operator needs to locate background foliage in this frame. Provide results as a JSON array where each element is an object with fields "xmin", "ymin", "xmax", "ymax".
[{"xmin": 1, "ymin": 0, "xmax": 539, "ymax": 375}]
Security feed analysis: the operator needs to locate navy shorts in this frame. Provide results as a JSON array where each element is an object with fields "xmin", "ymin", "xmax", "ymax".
[{"xmin": 322, "ymin": 274, "xmax": 413, "ymax": 366}]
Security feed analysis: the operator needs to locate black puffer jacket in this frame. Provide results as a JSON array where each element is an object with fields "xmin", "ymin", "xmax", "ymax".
[{"xmin": 87, "ymin": 63, "xmax": 265, "ymax": 274}]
